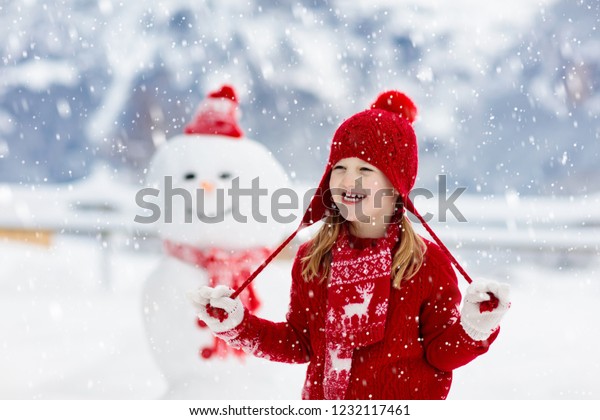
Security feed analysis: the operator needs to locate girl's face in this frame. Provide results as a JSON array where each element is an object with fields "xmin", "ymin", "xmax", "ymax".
[{"xmin": 329, "ymin": 157, "xmax": 399, "ymax": 238}]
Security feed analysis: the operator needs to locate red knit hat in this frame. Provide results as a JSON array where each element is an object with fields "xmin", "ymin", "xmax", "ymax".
[
  {"xmin": 302, "ymin": 90, "xmax": 418, "ymax": 225},
  {"xmin": 230, "ymin": 90, "xmax": 474, "ymax": 301},
  {"xmin": 184, "ymin": 85, "xmax": 244, "ymax": 138}
]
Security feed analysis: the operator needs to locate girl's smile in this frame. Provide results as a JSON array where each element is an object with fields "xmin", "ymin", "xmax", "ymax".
[
  {"xmin": 340, "ymin": 191, "xmax": 367, "ymax": 205},
  {"xmin": 329, "ymin": 157, "xmax": 398, "ymax": 237}
]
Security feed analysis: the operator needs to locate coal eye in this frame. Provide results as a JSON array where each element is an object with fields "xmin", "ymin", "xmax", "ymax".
[
  {"xmin": 183, "ymin": 172, "xmax": 196, "ymax": 181},
  {"xmin": 218, "ymin": 172, "xmax": 233, "ymax": 180}
]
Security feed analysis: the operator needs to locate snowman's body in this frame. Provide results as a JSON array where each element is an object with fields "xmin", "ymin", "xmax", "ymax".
[{"xmin": 142, "ymin": 133, "xmax": 293, "ymax": 398}]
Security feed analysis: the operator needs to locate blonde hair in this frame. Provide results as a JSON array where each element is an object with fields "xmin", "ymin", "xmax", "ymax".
[{"xmin": 301, "ymin": 211, "xmax": 426, "ymax": 289}]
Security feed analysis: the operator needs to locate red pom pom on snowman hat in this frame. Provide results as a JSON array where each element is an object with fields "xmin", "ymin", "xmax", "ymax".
[{"xmin": 184, "ymin": 84, "xmax": 244, "ymax": 138}]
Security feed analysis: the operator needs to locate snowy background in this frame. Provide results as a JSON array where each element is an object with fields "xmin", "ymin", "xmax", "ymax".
[{"xmin": 1, "ymin": 0, "xmax": 599, "ymax": 400}]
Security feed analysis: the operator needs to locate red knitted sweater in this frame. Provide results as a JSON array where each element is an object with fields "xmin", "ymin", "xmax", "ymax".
[{"xmin": 217, "ymin": 237, "xmax": 499, "ymax": 400}]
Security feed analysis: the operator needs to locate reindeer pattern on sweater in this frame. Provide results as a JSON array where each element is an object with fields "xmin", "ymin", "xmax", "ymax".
[{"xmin": 216, "ymin": 237, "xmax": 499, "ymax": 400}]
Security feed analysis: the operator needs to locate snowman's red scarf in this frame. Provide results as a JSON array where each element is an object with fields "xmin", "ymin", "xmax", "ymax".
[
  {"xmin": 323, "ymin": 222, "xmax": 400, "ymax": 399},
  {"xmin": 163, "ymin": 239, "xmax": 272, "ymax": 311},
  {"xmin": 163, "ymin": 239, "xmax": 271, "ymax": 358}
]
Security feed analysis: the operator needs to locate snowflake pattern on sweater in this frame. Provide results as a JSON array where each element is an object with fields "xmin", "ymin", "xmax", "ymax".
[{"xmin": 215, "ymin": 238, "xmax": 499, "ymax": 400}]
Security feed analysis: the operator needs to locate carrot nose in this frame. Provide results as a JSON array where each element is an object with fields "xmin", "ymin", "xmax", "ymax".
[{"xmin": 200, "ymin": 180, "xmax": 215, "ymax": 192}]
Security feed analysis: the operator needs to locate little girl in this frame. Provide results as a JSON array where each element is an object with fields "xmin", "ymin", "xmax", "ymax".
[{"xmin": 188, "ymin": 90, "xmax": 510, "ymax": 400}]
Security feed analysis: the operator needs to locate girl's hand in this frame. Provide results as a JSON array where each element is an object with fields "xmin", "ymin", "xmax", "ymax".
[
  {"xmin": 460, "ymin": 279, "xmax": 511, "ymax": 341},
  {"xmin": 187, "ymin": 285, "xmax": 245, "ymax": 333}
]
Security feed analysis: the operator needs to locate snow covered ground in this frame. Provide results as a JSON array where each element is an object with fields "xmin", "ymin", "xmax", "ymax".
[{"xmin": 1, "ymin": 229, "xmax": 598, "ymax": 400}]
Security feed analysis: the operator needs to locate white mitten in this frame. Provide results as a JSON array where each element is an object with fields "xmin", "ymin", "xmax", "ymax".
[
  {"xmin": 187, "ymin": 285, "xmax": 245, "ymax": 333},
  {"xmin": 460, "ymin": 279, "xmax": 511, "ymax": 341}
]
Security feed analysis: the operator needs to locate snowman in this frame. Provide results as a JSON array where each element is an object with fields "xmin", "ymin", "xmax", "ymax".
[{"xmin": 141, "ymin": 85, "xmax": 293, "ymax": 398}]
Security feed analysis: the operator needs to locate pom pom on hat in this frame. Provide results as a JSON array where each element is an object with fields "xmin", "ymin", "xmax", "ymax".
[
  {"xmin": 208, "ymin": 85, "xmax": 239, "ymax": 103},
  {"xmin": 184, "ymin": 84, "xmax": 243, "ymax": 138},
  {"xmin": 371, "ymin": 90, "xmax": 417, "ymax": 124}
]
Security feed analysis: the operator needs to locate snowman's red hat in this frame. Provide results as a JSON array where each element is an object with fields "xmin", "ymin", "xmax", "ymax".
[{"xmin": 184, "ymin": 85, "xmax": 243, "ymax": 138}]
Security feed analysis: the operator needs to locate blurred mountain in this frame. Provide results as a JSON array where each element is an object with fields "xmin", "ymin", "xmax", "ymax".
[{"xmin": 0, "ymin": 0, "xmax": 598, "ymax": 196}]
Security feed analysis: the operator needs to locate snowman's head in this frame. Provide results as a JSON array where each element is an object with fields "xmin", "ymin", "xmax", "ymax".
[{"xmin": 145, "ymin": 134, "xmax": 294, "ymax": 249}]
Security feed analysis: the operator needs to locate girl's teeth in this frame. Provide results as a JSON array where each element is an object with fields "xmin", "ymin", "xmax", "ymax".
[{"xmin": 343, "ymin": 193, "xmax": 366, "ymax": 202}]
